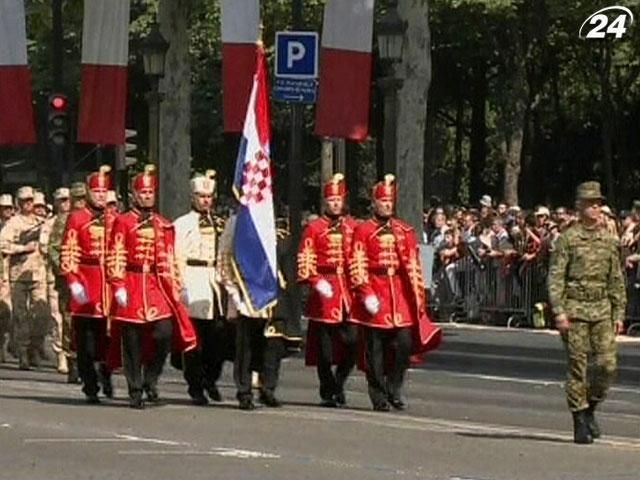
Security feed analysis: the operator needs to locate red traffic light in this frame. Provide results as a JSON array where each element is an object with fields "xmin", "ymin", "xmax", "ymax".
[{"xmin": 50, "ymin": 95, "xmax": 68, "ymax": 111}]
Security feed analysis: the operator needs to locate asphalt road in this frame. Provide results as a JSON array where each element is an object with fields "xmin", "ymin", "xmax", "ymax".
[{"xmin": 1, "ymin": 324, "xmax": 638, "ymax": 480}]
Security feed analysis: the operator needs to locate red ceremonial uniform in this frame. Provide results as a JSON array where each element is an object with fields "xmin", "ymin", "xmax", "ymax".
[
  {"xmin": 106, "ymin": 209, "xmax": 176, "ymax": 323},
  {"xmin": 349, "ymin": 217, "xmax": 424, "ymax": 329},
  {"xmin": 297, "ymin": 215, "xmax": 357, "ymax": 323},
  {"xmin": 349, "ymin": 175, "xmax": 441, "ymax": 355},
  {"xmin": 105, "ymin": 165, "xmax": 196, "ymax": 361},
  {"xmin": 61, "ymin": 206, "xmax": 115, "ymax": 318}
]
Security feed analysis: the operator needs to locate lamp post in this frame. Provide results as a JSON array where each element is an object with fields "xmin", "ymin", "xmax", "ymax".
[
  {"xmin": 376, "ymin": 0, "xmax": 407, "ymax": 177},
  {"xmin": 141, "ymin": 22, "xmax": 169, "ymax": 167}
]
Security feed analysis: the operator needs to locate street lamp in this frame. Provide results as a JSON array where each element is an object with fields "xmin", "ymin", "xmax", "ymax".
[
  {"xmin": 377, "ymin": 0, "xmax": 407, "ymax": 62},
  {"xmin": 141, "ymin": 22, "xmax": 169, "ymax": 167},
  {"xmin": 376, "ymin": 0, "xmax": 407, "ymax": 177}
]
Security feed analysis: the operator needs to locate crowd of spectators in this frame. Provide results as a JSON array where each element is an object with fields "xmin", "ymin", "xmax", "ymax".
[{"xmin": 423, "ymin": 195, "xmax": 640, "ymax": 331}]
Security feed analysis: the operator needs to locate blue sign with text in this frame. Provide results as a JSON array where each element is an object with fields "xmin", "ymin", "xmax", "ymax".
[
  {"xmin": 275, "ymin": 31, "xmax": 319, "ymax": 79},
  {"xmin": 273, "ymin": 77, "xmax": 318, "ymax": 104}
]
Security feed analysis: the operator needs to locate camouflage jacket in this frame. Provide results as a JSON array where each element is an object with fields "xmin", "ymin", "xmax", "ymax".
[
  {"xmin": 548, "ymin": 222, "xmax": 625, "ymax": 323},
  {"xmin": 47, "ymin": 212, "xmax": 69, "ymax": 277}
]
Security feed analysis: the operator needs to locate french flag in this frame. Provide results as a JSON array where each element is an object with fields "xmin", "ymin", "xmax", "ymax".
[
  {"xmin": 232, "ymin": 44, "xmax": 278, "ymax": 312},
  {"xmin": 315, "ymin": 0, "xmax": 375, "ymax": 141},
  {"xmin": 0, "ymin": 0, "xmax": 36, "ymax": 145},
  {"xmin": 221, "ymin": 0, "xmax": 260, "ymax": 133},
  {"xmin": 77, "ymin": 0, "xmax": 130, "ymax": 145}
]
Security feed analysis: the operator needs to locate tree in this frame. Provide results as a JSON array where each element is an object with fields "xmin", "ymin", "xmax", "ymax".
[
  {"xmin": 396, "ymin": 0, "xmax": 431, "ymax": 232},
  {"xmin": 158, "ymin": 0, "xmax": 191, "ymax": 219}
]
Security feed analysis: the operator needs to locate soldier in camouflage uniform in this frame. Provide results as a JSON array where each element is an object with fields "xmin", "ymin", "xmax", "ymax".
[
  {"xmin": 0, "ymin": 187, "xmax": 48, "ymax": 370},
  {"xmin": 548, "ymin": 181, "xmax": 626, "ymax": 444},
  {"xmin": 47, "ymin": 182, "xmax": 87, "ymax": 382},
  {"xmin": 0, "ymin": 193, "xmax": 14, "ymax": 362},
  {"xmin": 40, "ymin": 187, "xmax": 71, "ymax": 373}
]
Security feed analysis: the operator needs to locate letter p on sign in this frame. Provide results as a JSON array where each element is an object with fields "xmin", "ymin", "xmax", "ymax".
[
  {"xmin": 275, "ymin": 31, "xmax": 319, "ymax": 79},
  {"xmin": 287, "ymin": 42, "xmax": 306, "ymax": 68}
]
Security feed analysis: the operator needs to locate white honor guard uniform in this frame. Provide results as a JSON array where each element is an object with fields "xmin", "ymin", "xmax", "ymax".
[
  {"xmin": 173, "ymin": 171, "xmax": 225, "ymax": 320},
  {"xmin": 172, "ymin": 170, "xmax": 230, "ymax": 405}
]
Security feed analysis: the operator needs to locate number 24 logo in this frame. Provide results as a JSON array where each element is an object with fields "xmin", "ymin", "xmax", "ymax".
[{"xmin": 579, "ymin": 6, "xmax": 634, "ymax": 39}]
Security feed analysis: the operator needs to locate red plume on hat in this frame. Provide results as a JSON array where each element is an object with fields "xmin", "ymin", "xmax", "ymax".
[
  {"xmin": 132, "ymin": 165, "xmax": 158, "ymax": 193},
  {"xmin": 86, "ymin": 165, "xmax": 113, "ymax": 191},
  {"xmin": 373, "ymin": 174, "xmax": 396, "ymax": 201},
  {"xmin": 323, "ymin": 173, "xmax": 347, "ymax": 199}
]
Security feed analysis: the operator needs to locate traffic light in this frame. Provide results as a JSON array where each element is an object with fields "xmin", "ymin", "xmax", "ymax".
[
  {"xmin": 125, "ymin": 129, "xmax": 137, "ymax": 167},
  {"xmin": 116, "ymin": 129, "xmax": 138, "ymax": 170},
  {"xmin": 47, "ymin": 93, "xmax": 69, "ymax": 147}
]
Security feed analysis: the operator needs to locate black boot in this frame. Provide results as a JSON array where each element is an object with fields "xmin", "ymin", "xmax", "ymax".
[
  {"xmin": 98, "ymin": 365, "xmax": 114, "ymax": 399},
  {"xmin": 18, "ymin": 349, "xmax": 31, "ymax": 370},
  {"xmin": 572, "ymin": 410, "xmax": 594, "ymax": 444},
  {"xmin": 259, "ymin": 390, "xmax": 282, "ymax": 408},
  {"xmin": 188, "ymin": 386, "xmax": 209, "ymax": 406},
  {"xmin": 585, "ymin": 402, "xmax": 601, "ymax": 439},
  {"xmin": 67, "ymin": 359, "xmax": 80, "ymax": 384}
]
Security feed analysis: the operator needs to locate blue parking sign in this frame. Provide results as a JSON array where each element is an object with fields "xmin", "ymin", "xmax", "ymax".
[{"xmin": 275, "ymin": 31, "xmax": 319, "ymax": 79}]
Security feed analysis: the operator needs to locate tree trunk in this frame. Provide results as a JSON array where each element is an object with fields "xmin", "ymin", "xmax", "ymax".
[
  {"xmin": 396, "ymin": 0, "xmax": 431, "ymax": 234},
  {"xmin": 469, "ymin": 61, "xmax": 487, "ymax": 204},
  {"xmin": 453, "ymin": 98, "xmax": 465, "ymax": 204},
  {"xmin": 599, "ymin": 45, "xmax": 615, "ymax": 205},
  {"xmin": 158, "ymin": 0, "xmax": 192, "ymax": 219},
  {"xmin": 502, "ymin": 127, "xmax": 523, "ymax": 206}
]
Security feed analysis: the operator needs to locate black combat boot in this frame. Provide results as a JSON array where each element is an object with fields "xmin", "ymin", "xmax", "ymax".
[
  {"xmin": 572, "ymin": 410, "xmax": 594, "ymax": 444},
  {"xmin": 98, "ymin": 364, "xmax": 114, "ymax": 399},
  {"xmin": 585, "ymin": 401, "xmax": 601, "ymax": 439},
  {"xmin": 18, "ymin": 348, "xmax": 31, "ymax": 370}
]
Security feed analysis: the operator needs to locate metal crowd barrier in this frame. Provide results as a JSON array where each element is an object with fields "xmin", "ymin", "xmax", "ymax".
[
  {"xmin": 430, "ymin": 255, "xmax": 640, "ymax": 333},
  {"xmin": 429, "ymin": 256, "xmax": 550, "ymax": 328}
]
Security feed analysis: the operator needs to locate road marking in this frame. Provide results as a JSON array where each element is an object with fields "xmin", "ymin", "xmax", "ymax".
[
  {"xmin": 417, "ymin": 370, "xmax": 640, "ymax": 394},
  {"xmin": 25, "ymin": 435, "xmax": 188, "ymax": 446},
  {"xmin": 119, "ymin": 447, "xmax": 280, "ymax": 459},
  {"xmin": 259, "ymin": 407, "xmax": 640, "ymax": 451},
  {"xmin": 440, "ymin": 323, "xmax": 640, "ymax": 344}
]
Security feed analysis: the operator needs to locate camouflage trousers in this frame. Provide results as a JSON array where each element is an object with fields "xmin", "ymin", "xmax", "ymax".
[
  {"xmin": 563, "ymin": 319, "xmax": 617, "ymax": 412},
  {"xmin": 50, "ymin": 278, "xmax": 74, "ymax": 358},
  {"xmin": 0, "ymin": 280, "xmax": 12, "ymax": 353},
  {"xmin": 11, "ymin": 281, "xmax": 50, "ymax": 354}
]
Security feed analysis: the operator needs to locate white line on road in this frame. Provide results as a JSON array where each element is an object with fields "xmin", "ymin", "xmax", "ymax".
[
  {"xmin": 25, "ymin": 435, "xmax": 188, "ymax": 446},
  {"xmin": 259, "ymin": 407, "xmax": 640, "ymax": 451},
  {"xmin": 415, "ymin": 370, "xmax": 640, "ymax": 395},
  {"xmin": 119, "ymin": 448, "xmax": 280, "ymax": 459}
]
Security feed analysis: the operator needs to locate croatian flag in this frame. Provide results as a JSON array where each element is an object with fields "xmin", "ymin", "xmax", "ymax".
[
  {"xmin": 315, "ymin": 0, "xmax": 375, "ymax": 141},
  {"xmin": 77, "ymin": 0, "xmax": 131, "ymax": 144},
  {"xmin": 221, "ymin": 0, "xmax": 260, "ymax": 133},
  {"xmin": 0, "ymin": 0, "xmax": 36, "ymax": 145},
  {"xmin": 232, "ymin": 45, "xmax": 278, "ymax": 312}
]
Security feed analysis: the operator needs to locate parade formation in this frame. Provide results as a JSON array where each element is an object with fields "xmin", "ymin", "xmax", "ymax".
[
  {"xmin": 1, "ymin": 161, "xmax": 627, "ymax": 449},
  {"xmin": 0, "ymin": 167, "xmax": 443, "ymax": 414}
]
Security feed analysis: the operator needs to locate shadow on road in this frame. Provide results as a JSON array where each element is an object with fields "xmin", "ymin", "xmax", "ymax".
[{"xmin": 457, "ymin": 431, "xmax": 571, "ymax": 444}]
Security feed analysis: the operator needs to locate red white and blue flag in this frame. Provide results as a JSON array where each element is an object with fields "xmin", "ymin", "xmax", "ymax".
[
  {"xmin": 77, "ymin": 0, "xmax": 131, "ymax": 144},
  {"xmin": 221, "ymin": 0, "xmax": 260, "ymax": 133},
  {"xmin": 315, "ymin": 0, "xmax": 375, "ymax": 141},
  {"xmin": 232, "ymin": 45, "xmax": 278, "ymax": 312},
  {"xmin": 0, "ymin": 0, "xmax": 36, "ymax": 145}
]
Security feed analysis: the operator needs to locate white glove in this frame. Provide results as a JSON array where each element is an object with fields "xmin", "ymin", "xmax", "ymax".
[
  {"xmin": 180, "ymin": 288, "xmax": 189, "ymax": 305},
  {"xmin": 69, "ymin": 282, "xmax": 89, "ymax": 305},
  {"xmin": 364, "ymin": 295, "xmax": 381, "ymax": 315},
  {"xmin": 114, "ymin": 287, "xmax": 128, "ymax": 308},
  {"xmin": 314, "ymin": 279, "xmax": 334, "ymax": 299}
]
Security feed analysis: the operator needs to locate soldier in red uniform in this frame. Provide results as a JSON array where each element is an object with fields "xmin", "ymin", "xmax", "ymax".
[
  {"xmin": 349, "ymin": 175, "xmax": 441, "ymax": 411},
  {"xmin": 106, "ymin": 165, "xmax": 196, "ymax": 409},
  {"xmin": 298, "ymin": 173, "xmax": 359, "ymax": 407},
  {"xmin": 60, "ymin": 165, "xmax": 115, "ymax": 403}
]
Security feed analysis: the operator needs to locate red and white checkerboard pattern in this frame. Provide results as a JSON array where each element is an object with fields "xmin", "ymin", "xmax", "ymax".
[{"xmin": 240, "ymin": 150, "xmax": 272, "ymax": 206}]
